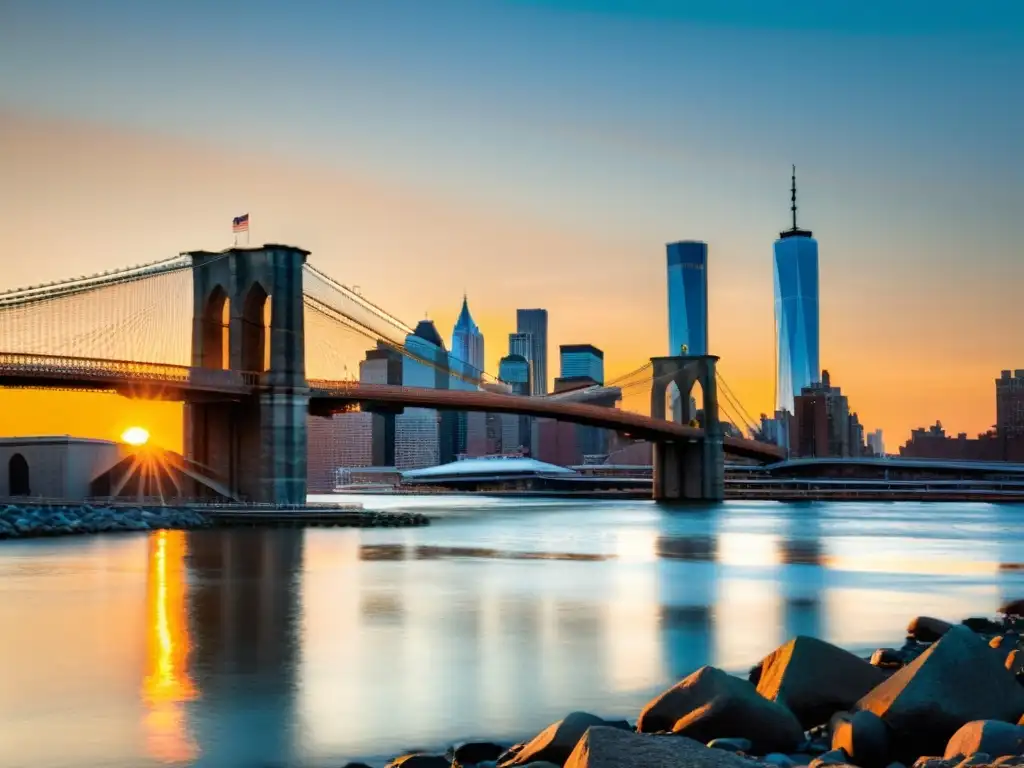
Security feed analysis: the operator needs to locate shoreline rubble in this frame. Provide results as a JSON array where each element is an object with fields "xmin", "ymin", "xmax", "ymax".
[
  {"xmin": 0, "ymin": 502, "xmax": 429, "ymax": 539},
  {"xmin": 355, "ymin": 606, "xmax": 1024, "ymax": 768}
]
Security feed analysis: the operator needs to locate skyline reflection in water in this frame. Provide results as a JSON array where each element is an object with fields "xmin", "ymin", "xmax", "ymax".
[{"xmin": 0, "ymin": 498, "xmax": 1022, "ymax": 768}]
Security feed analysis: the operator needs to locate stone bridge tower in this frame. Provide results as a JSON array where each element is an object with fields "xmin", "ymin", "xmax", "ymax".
[
  {"xmin": 184, "ymin": 245, "xmax": 309, "ymax": 504},
  {"xmin": 649, "ymin": 355, "xmax": 724, "ymax": 501}
]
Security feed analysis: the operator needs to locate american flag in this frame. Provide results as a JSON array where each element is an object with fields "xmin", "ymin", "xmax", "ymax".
[{"xmin": 232, "ymin": 213, "xmax": 250, "ymax": 233}]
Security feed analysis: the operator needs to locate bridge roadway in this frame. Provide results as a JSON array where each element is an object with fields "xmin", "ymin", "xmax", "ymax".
[{"xmin": 0, "ymin": 353, "xmax": 784, "ymax": 463}]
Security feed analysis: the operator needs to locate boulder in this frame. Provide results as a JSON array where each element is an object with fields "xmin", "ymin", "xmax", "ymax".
[
  {"xmin": 810, "ymin": 750, "xmax": 852, "ymax": 767},
  {"xmin": 764, "ymin": 754, "xmax": 798, "ymax": 767},
  {"xmin": 386, "ymin": 755, "xmax": 450, "ymax": 768},
  {"xmin": 871, "ymin": 649, "xmax": 905, "ymax": 669},
  {"xmin": 563, "ymin": 726, "xmax": 754, "ymax": 768},
  {"xmin": 498, "ymin": 712, "xmax": 628, "ymax": 766},
  {"xmin": 943, "ymin": 720, "xmax": 1024, "ymax": 759},
  {"xmin": 757, "ymin": 636, "xmax": 886, "ymax": 728},
  {"xmin": 832, "ymin": 710, "xmax": 890, "ymax": 768},
  {"xmin": 962, "ymin": 618, "xmax": 1004, "ymax": 634},
  {"xmin": 1001, "ymin": 601, "xmax": 1024, "ymax": 618},
  {"xmin": 908, "ymin": 617, "xmax": 954, "ymax": 643},
  {"xmin": 1008, "ymin": 650, "xmax": 1024, "ymax": 675},
  {"xmin": 637, "ymin": 665, "xmax": 804, "ymax": 753},
  {"xmin": 953, "ymin": 755, "xmax": 992, "ymax": 768},
  {"xmin": 857, "ymin": 625, "xmax": 1024, "ymax": 759},
  {"xmin": 448, "ymin": 741, "xmax": 507, "ymax": 766},
  {"xmin": 708, "ymin": 738, "xmax": 754, "ymax": 752}
]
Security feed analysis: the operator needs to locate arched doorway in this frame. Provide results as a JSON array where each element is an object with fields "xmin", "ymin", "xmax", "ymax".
[{"xmin": 8, "ymin": 453, "xmax": 30, "ymax": 496}]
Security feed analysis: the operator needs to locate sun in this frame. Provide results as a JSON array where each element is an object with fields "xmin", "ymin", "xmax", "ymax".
[{"xmin": 121, "ymin": 426, "xmax": 151, "ymax": 446}]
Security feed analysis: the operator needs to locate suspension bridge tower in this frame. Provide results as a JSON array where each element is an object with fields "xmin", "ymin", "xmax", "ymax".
[
  {"xmin": 185, "ymin": 244, "xmax": 310, "ymax": 504},
  {"xmin": 649, "ymin": 354, "xmax": 724, "ymax": 502}
]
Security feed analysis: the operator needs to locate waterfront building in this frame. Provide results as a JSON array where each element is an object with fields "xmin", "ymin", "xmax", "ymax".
[
  {"xmin": 666, "ymin": 240, "xmax": 709, "ymax": 357},
  {"xmin": 997, "ymin": 370, "xmax": 1024, "ymax": 438},
  {"xmin": 791, "ymin": 370, "xmax": 860, "ymax": 458},
  {"xmin": 774, "ymin": 167, "xmax": 820, "ymax": 414},
  {"xmin": 395, "ymin": 320, "xmax": 450, "ymax": 469},
  {"xmin": 559, "ymin": 344, "xmax": 604, "ymax": 385},
  {"xmin": 867, "ymin": 429, "xmax": 885, "ymax": 456},
  {"xmin": 516, "ymin": 309, "xmax": 548, "ymax": 395}
]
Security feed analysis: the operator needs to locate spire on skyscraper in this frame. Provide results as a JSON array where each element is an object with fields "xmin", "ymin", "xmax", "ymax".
[{"xmin": 780, "ymin": 165, "xmax": 813, "ymax": 239}]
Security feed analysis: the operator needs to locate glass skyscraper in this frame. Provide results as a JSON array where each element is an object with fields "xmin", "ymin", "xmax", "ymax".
[
  {"xmin": 773, "ymin": 168, "xmax": 820, "ymax": 414},
  {"xmin": 516, "ymin": 309, "xmax": 548, "ymax": 395},
  {"xmin": 666, "ymin": 241, "xmax": 709, "ymax": 357}
]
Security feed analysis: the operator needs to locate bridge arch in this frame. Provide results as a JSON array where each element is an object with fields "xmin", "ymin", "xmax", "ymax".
[
  {"xmin": 8, "ymin": 453, "xmax": 30, "ymax": 496},
  {"xmin": 200, "ymin": 285, "xmax": 230, "ymax": 370},
  {"xmin": 240, "ymin": 281, "xmax": 270, "ymax": 373}
]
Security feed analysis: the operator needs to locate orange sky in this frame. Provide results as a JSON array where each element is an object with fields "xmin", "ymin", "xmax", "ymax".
[{"xmin": 0, "ymin": 112, "xmax": 1021, "ymax": 451}]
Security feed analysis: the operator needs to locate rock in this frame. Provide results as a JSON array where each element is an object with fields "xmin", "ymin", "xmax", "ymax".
[
  {"xmin": 871, "ymin": 649, "xmax": 905, "ymax": 669},
  {"xmin": 386, "ymin": 755, "xmax": 450, "ymax": 768},
  {"xmin": 911, "ymin": 759, "xmax": 952, "ymax": 768},
  {"xmin": 810, "ymin": 750, "xmax": 850, "ymax": 767},
  {"xmin": 944, "ymin": 720, "xmax": 1024, "ymax": 759},
  {"xmin": 708, "ymin": 738, "xmax": 754, "ymax": 753},
  {"xmin": 341, "ymin": 763, "xmax": 376, "ymax": 768},
  {"xmin": 857, "ymin": 625, "xmax": 1024, "ymax": 760},
  {"xmin": 992, "ymin": 757, "xmax": 1024, "ymax": 766},
  {"xmin": 756, "ymin": 636, "xmax": 886, "ymax": 729},
  {"xmin": 563, "ymin": 727, "xmax": 755, "ymax": 768},
  {"xmin": 832, "ymin": 710, "xmax": 889, "ymax": 768},
  {"xmin": 636, "ymin": 665, "xmax": 804, "ymax": 753},
  {"xmin": 886, "ymin": 763, "xmax": 907, "ymax": 768},
  {"xmin": 963, "ymin": 618, "xmax": 1004, "ymax": 635},
  {"xmin": 1008, "ymin": 650, "xmax": 1024, "ymax": 675},
  {"xmin": 764, "ymin": 754, "xmax": 798, "ymax": 767},
  {"xmin": 498, "ymin": 711, "xmax": 627, "ymax": 766},
  {"xmin": 1002, "ymin": 601, "xmax": 1024, "ymax": 618},
  {"xmin": 909, "ymin": 617, "xmax": 954, "ymax": 643},
  {"xmin": 449, "ymin": 741, "xmax": 507, "ymax": 766},
  {"xmin": 954, "ymin": 756, "xmax": 992, "ymax": 768}
]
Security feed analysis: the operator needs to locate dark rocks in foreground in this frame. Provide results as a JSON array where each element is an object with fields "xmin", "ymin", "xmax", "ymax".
[
  {"xmin": 0, "ymin": 503, "xmax": 429, "ymax": 540},
  {"xmin": 369, "ymin": 607, "xmax": 1024, "ymax": 768}
]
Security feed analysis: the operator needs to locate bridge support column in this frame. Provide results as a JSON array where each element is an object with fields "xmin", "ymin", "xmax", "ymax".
[
  {"xmin": 650, "ymin": 355, "xmax": 724, "ymax": 502},
  {"xmin": 186, "ymin": 244, "xmax": 311, "ymax": 504}
]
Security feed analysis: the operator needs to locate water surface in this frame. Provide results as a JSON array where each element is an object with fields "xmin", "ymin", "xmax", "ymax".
[{"xmin": 1, "ymin": 497, "xmax": 1022, "ymax": 768}]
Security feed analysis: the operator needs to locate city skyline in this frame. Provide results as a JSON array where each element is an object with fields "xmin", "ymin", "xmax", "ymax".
[{"xmin": 1, "ymin": 1, "xmax": 1022, "ymax": 448}]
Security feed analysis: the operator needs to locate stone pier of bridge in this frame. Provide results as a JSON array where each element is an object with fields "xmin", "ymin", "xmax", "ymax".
[
  {"xmin": 184, "ymin": 244, "xmax": 310, "ymax": 504},
  {"xmin": 649, "ymin": 355, "xmax": 724, "ymax": 502}
]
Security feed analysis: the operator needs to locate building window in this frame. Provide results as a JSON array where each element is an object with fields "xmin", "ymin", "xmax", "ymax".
[{"xmin": 8, "ymin": 453, "xmax": 30, "ymax": 496}]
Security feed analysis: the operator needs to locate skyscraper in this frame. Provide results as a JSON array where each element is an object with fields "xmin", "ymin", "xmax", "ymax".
[
  {"xmin": 395, "ymin": 320, "xmax": 449, "ymax": 469},
  {"xmin": 774, "ymin": 166, "xmax": 820, "ymax": 414},
  {"xmin": 666, "ymin": 241, "xmax": 709, "ymax": 357},
  {"xmin": 516, "ymin": 309, "xmax": 548, "ymax": 395},
  {"xmin": 450, "ymin": 294, "xmax": 485, "ymax": 376},
  {"xmin": 559, "ymin": 344, "xmax": 604, "ymax": 385},
  {"xmin": 450, "ymin": 295, "xmax": 487, "ymax": 457}
]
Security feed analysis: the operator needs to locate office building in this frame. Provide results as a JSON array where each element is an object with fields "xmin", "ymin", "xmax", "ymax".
[
  {"xmin": 451, "ymin": 295, "xmax": 485, "ymax": 375},
  {"xmin": 867, "ymin": 429, "xmax": 885, "ymax": 456},
  {"xmin": 359, "ymin": 343, "xmax": 403, "ymax": 466},
  {"xmin": 997, "ymin": 370, "xmax": 1024, "ymax": 438},
  {"xmin": 791, "ymin": 370, "xmax": 860, "ymax": 458},
  {"xmin": 516, "ymin": 309, "xmax": 548, "ymax": 395},
  {"xmin": 666, "ymin": 241, "xmax": 709, "ymax": 357},
  {"xmin": 395, "ymin": 320, "xmax": 449, "ymax": 469},
  {"xmin": 559, "ymin": 344, "xmax": 604, "ymax": 385},
  {"xmin": 498, "ymin": 353, "xmax": 533, "ymax": 452},
  {"xmin": 450, "ymin": 295, "xmax": 487, "ymax": 457},
  {"xmin": 774, "ymin": 167, "xmax": 820, "ymax": 414}
]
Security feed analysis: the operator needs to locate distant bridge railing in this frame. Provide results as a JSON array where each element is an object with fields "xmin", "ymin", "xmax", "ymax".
[{"xmin": 0, "ymin": 353, "xmax": 259, "ymax": 393}]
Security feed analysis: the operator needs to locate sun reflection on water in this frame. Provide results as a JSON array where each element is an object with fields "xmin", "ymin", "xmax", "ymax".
[{"xmin": 142, "ymin": 530, "xmax": 198, "ymax": 765}]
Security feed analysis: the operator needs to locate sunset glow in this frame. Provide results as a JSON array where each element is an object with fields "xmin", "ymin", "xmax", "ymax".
[{"xmin": 122, "ymin": 427, "xmax": 150, "ymax": 446}]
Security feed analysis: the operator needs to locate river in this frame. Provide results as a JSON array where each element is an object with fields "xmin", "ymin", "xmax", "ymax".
[{"xmin": 1, "ymin": 497, "xmax": 1022, "ymax": 768}]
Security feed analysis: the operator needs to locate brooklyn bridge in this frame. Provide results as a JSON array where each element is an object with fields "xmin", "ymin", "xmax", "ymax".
[{"xmin": 0, "ymin": 244, "xmax": 783, "ymax": 503}]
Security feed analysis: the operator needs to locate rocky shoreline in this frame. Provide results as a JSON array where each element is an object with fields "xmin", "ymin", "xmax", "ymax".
[
  {"xmin": 0, "ymin": 503, "xmax": 430, "ymax": 539},
  {"xmin": 352, "ymin": 604, "xmax": 1024, "ymax": 768}
]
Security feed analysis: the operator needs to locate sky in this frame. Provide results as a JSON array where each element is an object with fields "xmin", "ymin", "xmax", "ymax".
[{"xmin": 0, "ymin": 0, "xmax": 1022, "ymax": 450}]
